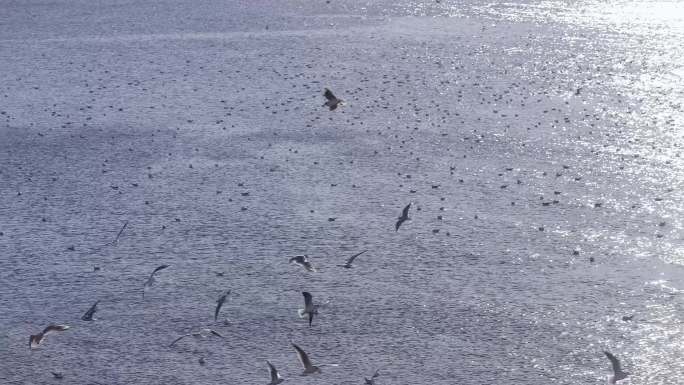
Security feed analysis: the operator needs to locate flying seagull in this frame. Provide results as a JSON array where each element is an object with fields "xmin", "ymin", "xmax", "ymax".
[
  {"xmin": 395, "ymin": 203, "xmax": 411, "ymax": 231},
  {"xmin": 298, "ymin": 292, "xmax": 319, "ymax": 327},
  {"xmin": 143, "ymin": 264, "xmax": 170, "ymax": 298},
  {"xmin": 364, "ymin": 367, "xmax": 383, "ymax": 385},
  {"xmin": 604, "ymin": 351, "xmax": 629, "ymax": 383},
  {"xmin": 81, "ymin": 301, "xmax": 99, "ymax": 321},
  {"xmin": 169, "ymin": 328, "xmax": 225, "ymax": 347},
  {"xmin": 292, "ymin": 343, "xmax": 321, "ymax": 375},
  {"xmin": 323, "ymin": 88, "xmax": 343, "ymax": 111},
  {"xmin": 29, "ymin": 325, "xmax": 69, "ymax": 349},
  {"xmin": 289, "ymin": 255, "xmax": 316, "ymax": 272},
  {"xmin": 338, "ymin": 250, "xmax": 368, "ymax": 268},
  {"xmin": 266, "ymin": 360, "xmax": 285, "ymax": 385},
  {"xmin": 109, "ymin": 221, "xmax": 128, "ymax": 245},
  {"xmin": 214, "ymin": 290, "xmax": 230, "ymax": 321}
]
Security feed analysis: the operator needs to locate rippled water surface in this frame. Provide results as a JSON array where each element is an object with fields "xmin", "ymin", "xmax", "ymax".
[{"xmin": 0, "ymin": 1, "xmax": 682, "ymax": 384}]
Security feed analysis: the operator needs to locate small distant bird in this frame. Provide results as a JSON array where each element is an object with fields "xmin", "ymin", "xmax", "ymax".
[
  {"xmin": 292, "ymin": 343, "xmax": 321, "ymax": 375},
  {"xmin": 575, "ymin": 87, "xmax": 582, "ymax": 95},
  {"xmin": 143, "ymin": 264, "xmax": 170, "ymax": 298},
  {"xmin": 338, "ymin": 250, "xmax": 368, "ymax": 268},
  {"xmin": 214, "ymin": 290, "xmax": 230, "ymax": 321},
  {"xmin": 51, "ymin": 371, "xmax": 64, "ymax": 379},
  {"xmin": 81, "ymin": 301, "xmax": 99, "ymax": 321},
  {"xmin": 169, "ymin": 328, "xmax": 225, "ymax": 347},
  {"xmin": 323, "ymin": 88, "xmax": 343, "ymax": 111},
  {"xmin": 29, "ymin": 325, "xmax": 69, "ymax": 349},
  {"xmin": 289, "ymin": 255, "xmax": 316, "ymax": 272},
  {"xmin": 621, "ymin": 315, "xmax": 634, "ymax": 322},
  {"xmin": 604, "ymin": 351, "xmax": 629, "ymax": 383},
  {"xmin": 266, "ymin": 360, "xmax": 285, "ymax": 385},
  {"xmin": 364, "ymin": 366, "xmax": 384, "ymax": 384},
  {"xmin": 395, "ymin": 203, "xmax": 411, "ymax": 231},
  {"xmin": 298, "ymin": 292, "xmax": 319, "ymax": 327}
]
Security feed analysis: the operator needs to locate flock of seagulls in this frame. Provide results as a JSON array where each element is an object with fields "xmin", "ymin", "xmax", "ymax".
[{"xmin": 17, "ymin": 84, "xmax": 640, "ymax": 384}]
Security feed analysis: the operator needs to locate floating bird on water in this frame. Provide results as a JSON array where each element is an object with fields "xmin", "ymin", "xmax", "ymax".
[
  {"xmin": 169, "ymin": 328, "xmax": 225, "ymax": 347},
  {"xmin": 266, "ymin": 360, "xmax": 285, "ymax": 385},
  {"xmin": 292, "ymin": 343, "xmax": 321, "ymax": 375},
  {"xmin": 395, "ymin": 203, "xmax": 411, "ymax": 231},
  {"xmin": 604, "ymin": 351, "xmax": 629, "ymax": 383},
  {"xmin": 298, "ymin": 292, "xmax": 319, "ymax": 327},
  {"xmin": 289, "ymin": 255, "xmax": 316, "ymax": 272},
  {"xmin": 323, "ymin": 88, "xmax": 343, "ymax": 111},
  {"xmin": 214, "ymin": 290, "xmax": 230, "ymax": 321},
  {"xmin": 29, "ymin": 325, "xmax": 69, "ymax": 349},
  {"xmin": 338, "ymin": 250, "xmax": 368, "ymax": 268},
  {"xmin": 81, "ymin": 301, "xmax": 99, "ymax": 321},
  {"xmin": 143, "ymin": 264, "xmax": 170, "ymax": 298}
]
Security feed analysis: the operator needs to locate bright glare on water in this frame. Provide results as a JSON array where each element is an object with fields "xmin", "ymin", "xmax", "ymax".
[{"xmin": 0, "ymin": 1, "xmax": 682, "ymax": 384}]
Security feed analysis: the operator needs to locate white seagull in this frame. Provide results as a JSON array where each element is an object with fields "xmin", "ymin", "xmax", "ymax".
[
  {"xmin": 289, "ymin": 255, "xmax": 316, "ymax": 272},
  {"xmin": 298, "ymin": 292, "xmax": 319, "ymax": 327},
  {"xmin": 29, "ymin": 325, "xmax": 69, "ymax": 349}
]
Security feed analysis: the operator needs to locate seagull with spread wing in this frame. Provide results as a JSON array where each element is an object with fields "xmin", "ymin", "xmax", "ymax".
[
  {"xmin": 338, "ymin": 250, "xmax": 368, "ymax": 268},
  {"xmin": 143, "ymin": 264, "xmax": 170, "ymax": 298},
  {"xmin": 395, "ymin": 203, "xmax": 411, "ymax": 231},
  {"xmin": 604, "ymin": 351, "xmax": 629, "ymax": 383},
  {"xmin": 169, "ymin": 328, "xmax": 225, "ymax": 347},
  {"xmin": 289, "ymin": 255, "xmax": 316, "ymax": 272},
  {"xmin": 29, "ymin": 325, "xmax": 69, "ymax": 349},
  {"xmin": 292, "ymin": 343, "xmax": 321, "ymax": 375},
  {"xmin": 323, "ymin": 88, "xmax": 343, "ymax": 111},
  {"xmin": 298, "ymin": 292, "xmax": 319, "ymax": 327}
]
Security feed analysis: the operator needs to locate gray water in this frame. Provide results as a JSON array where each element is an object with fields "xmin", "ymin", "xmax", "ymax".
[{"xmin": 0, "ymin": 1, "xmax": 682, "ymax": 384}]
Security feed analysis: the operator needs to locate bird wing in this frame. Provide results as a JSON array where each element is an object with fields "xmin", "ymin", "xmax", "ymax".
[
  {"xmin": 169, "ymin": 334, "xmax": 189, "ymax": 347},
  {"xmin": 292, "ymin": 343, "xmax": 314, "ymax": 370},
  {"xmin": 604, "ymin": 351, "xmax": 622, "ymax": 374},
  {"xmin": 267, "ymin": 361, "xmax": 280, "ymax": 381},
  {"xmin": 209, "ymin": 329, "xmax": 225, "ymax": 339},
  {"xmin": 81, "ymin": 301, "xmax": 99, "ymax": 321},
  {"xmin": 289, "ymin": 255, "xmax": 304, "ymax": 264},
  {"xmin": 42, "ymin": 325, "xmax": 69, "ymax": 335},
  {"xmin": 346, "ymin": 250, "xmax": 367, "ymax": 265},
  {"xmin": 324, "ymin": 88, "xmax": 336, "ymax": 101},
  {"xmin": 395, "ymin": 217, "xmax": 404, "ymax": 231},
  {"xmin": 152, "ymin": 264, "xmax": 170, "ymax": 275},
  {"xmin": 143, "ymin": 275, "xmax": 155, "ymax": 288},
  {"xmin": 215, "ymin": 291, "xmax": 229, "ymax": 321},
  {"xmin": 303, "ymin": 292, "xmax": 313, "ymax": 307},
  {"xmin": 401, "ymin": 203, "xmax": 411, "ymax": 218}
]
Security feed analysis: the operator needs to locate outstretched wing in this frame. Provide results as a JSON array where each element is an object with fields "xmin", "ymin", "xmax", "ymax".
[
  {"xmin": 395, "ymin": 217, "xmax": 405, "ymax": 231},
  {"xmin": 209, "ymin": 329, "xmax": 225, "ymax": 338},
  {"xmin": 215, "ymin": 291, "xmax": 230, "ymax": 321},
  {"xmin": 346, "ymin": 250, "xmax": 367, "ymax": 265},
  {"xmin": 401, "ymin": 203, "xmax": 411, "ymax": 218},
  {"xmin": 152, "ymin": 264, "xmax": 170, "ymax": 275},
  {"xmin": 604, "ymin": 351, "xmax": 622, "ymax": 374},
  {"xmin": 324, "ymin": 88, "xmax": 336, "ymax": 101},
  {"xmin": 169, "ymin": 334, "xmax": 189, "ymax": 347},
  {"xmin": 292, "ymin": 343, "xmax": 314, "ymax": 370},
  {"xmin": 81, "ymin": 301, "xmax": 99, "ymax": 321},
  {"xmin": 42, "ymin": 325, "xmax": 69, "ymax": 335},
  {"xmin": 267, "ymin": 361, "xmax": 281, "ymax": 382}
]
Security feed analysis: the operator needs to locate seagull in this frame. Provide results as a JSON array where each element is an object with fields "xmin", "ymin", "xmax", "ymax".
[
  {"xmin": 51, "ymin": 371, "xmax": 64, "ymax": 379},
  {"xmin": 143, "ymin": 264, "xmax": 170, "ymax": 298},
  {"xmin": 338, "ymin": 250, "xmax": 368, "ymax": 268},
  {"xmin": 289, "ymin": 255, "xmax": 316, "ymax": 272},
  {"xmin": 266, "ymin": 360, "xmax": 285, "ymax": 385},
  {"xmin": 29, "ymin": 325, "xmax": 69, "ymax": 349},
  {"xmin": 109, "ymin": 220, "xmax": 128, "ymax": 245},
  {"xmin": 298, "ymin": 292, "xmax": 319, "ymax": 327},
  {"xmin": 81, "ymin": 301, "xmax": 99, "ymax": 321},
  {"xmin": 292, "ymin": 343, "xmax": 321, "ymax": 375},
  {"xmin": 214, "ymin": 290, "xmax": 230, "ymax": 321},
  {"xmin": 169, "ymin": 328, "xmax": 225, "ymax": 347},
  {"xmin": 364, "ymin": 367, "xmax": 383, "ymax": 384},
  {"xmin": 323, "ymin": 88, "xmax": 343, "ymax": 111},
  {"xmin": 395, "ymin": 203, "xmax": 411, "ymax": 231},
  {"xmin": 604, "ymin": 351, "xmax": 629, "ymax": 383}
]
